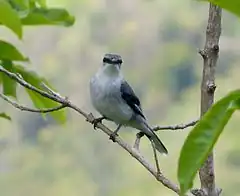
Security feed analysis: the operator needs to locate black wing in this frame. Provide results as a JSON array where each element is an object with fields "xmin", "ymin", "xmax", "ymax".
[{"xmin": 120, "ymin": 81, "xmax": 145, "ymax": 119}]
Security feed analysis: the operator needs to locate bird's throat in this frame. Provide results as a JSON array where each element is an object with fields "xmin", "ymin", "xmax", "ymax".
[{"xmin": 102, "ymin": 64, "xmax": 120, "ymax": 77}]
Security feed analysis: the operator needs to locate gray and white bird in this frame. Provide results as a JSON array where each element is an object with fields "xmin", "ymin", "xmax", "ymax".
[{"xmin": 89, "ymin": 53, "xmax": 168, "ymax": 154}]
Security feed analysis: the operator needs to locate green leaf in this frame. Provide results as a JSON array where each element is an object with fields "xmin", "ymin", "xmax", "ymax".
[
  {"xmin": 0, "ymin": 40, "xmax": 28, "ymax": 61},
  {"xmin": 1, "ymin": 60, "xmax": 17, "ymax": 98},
  {"xmin": 201, "ymin": 0, "xmax": 240, "ymax": 17},
  {"xmin": 35, "ymin": 0, "xmax": 46, "ymax": 8},
  {"xmin": 0, "ymin": 113, "xmax": 11, "ymax": 120},
  {"xmin": 8, "ymin": 0, "xmax": 30, "ymax": 18},
  {"xmin": 0, "ymin": 0, "xmax": 22, "ymax": 39},
  {"xmin": 178, "ymin": 90, "xmax": 240, "ymax": 195},
  {"xmin": 14, "ymin": 65, "xmax": 67, "ymax": 124},
  {"xmin": 21, "ymin": 8, "xmax": 75, "ymax": 26},
  {"xmin": 8, "ymin": 0, "xmax": 29, "ymax": 10}
]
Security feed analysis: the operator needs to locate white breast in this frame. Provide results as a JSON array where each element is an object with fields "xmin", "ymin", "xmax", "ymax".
[{"xmin": 90, "ymin": 73, "xmax": 133, "ymax": 124}]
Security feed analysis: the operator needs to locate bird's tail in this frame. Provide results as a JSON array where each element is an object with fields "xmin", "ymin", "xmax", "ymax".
[{"xmin": 137, "ymin": 117, "xmax": 168, "ymax": 155}]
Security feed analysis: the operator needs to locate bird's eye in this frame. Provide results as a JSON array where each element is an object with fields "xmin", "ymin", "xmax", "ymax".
[
  {"xmin": 103, "ymin": 57, "xmax": 113, "ymax": 64},
  {"xmin": 103, "ymin": 57, "xmax": 109, "ymax": 63}
]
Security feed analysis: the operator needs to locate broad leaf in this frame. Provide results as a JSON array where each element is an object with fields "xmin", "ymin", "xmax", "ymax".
[
  {"xmin": 0, "ymin": 113, "xmax": 11, "ymax": 120},
  {"xmin": 14, "ymin": 65, "xmax": 67, "ymax": 123},
  {"xmin": 8, "ymin": 0, "xmax": 29, "ymax": 10},
  {"xmin": 0, "ymin": 40, "xmax": 28, "ymax": 61},
  {"xmin": 35, "ymin": 0, "xmax": 46, "ymax": 8},
  {"xmin": 201, "ymin": 0, "xmax": 240, "ymax": 18},
  {"xmin": 1, "ymin": 61, "xmax": 17, "ymax": 98},
  {"xmin": 0, "ymin": 0, "xmax": 22, "ymax": 39},
  {"xmin": 8, "ymin": 0, "xmax": 30, "ymax": 18},
  {"xmin": 178, "ymin": 90, "xmax": 240, "ymax": 195},
  {"xmin": 21, "ymin": 8, "xmax": 75, "ymax": 26}
]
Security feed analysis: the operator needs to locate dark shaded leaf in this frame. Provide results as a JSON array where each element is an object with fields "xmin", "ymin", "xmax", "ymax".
[
  {"xmin": 0, "ymin": 40, "xmax": 28, "ymax": 61},
  {"xmin": 0, "ymin": 0, "xmax": 22, "ymax": 39},
  {"xmin": 14, "ymin": 65, "xmax": 67, "ymax": 123},
  {"xmin": 201, "ymin": 0, "xmax": 240, "ymax": 18},
  {"xmin": 0, "ymin": 113, "xmax": 11, "ymax": 121},
  {"xmin": 178, "ymin": 90, "xmax": 240, "ymax": 195},
  {"xmin": 1, "ymin": 61, "xmax": 17, "ymax": 98},
  {"xmin": 21, "ymin": 8, "xmax": 75, "ymax": 26}
]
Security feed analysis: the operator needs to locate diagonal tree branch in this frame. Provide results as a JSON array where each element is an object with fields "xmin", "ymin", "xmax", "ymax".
[
  {"xmin": 0, "ymin": 65, "xmax": 192, "ymax": 195},
  {"xmin": 0, "ymin": 66, "xmax": 197, "ymax": 132}
]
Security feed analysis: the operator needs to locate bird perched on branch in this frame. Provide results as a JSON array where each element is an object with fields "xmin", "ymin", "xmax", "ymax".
[{"xmin": 89, "ymin": 53, "xmax": 168, "ymax": 155}]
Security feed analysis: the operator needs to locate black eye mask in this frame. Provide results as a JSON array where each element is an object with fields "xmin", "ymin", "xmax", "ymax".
[{"xmin": 103, "ymin": 57, "xmax": 123, "ymax": 64}]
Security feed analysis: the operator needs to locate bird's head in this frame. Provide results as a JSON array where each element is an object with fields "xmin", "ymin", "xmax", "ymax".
[{"xmin": 102, "ymin": 53, "xmax": 123, "ymax": 75}]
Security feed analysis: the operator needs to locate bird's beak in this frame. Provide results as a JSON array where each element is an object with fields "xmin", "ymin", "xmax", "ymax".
[{"xmin": 115, "ymin": 64, "xmax": 121, "ymax": 70}]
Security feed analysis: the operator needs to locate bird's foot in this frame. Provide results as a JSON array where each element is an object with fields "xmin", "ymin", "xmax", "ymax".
[
  {"xmin": 92, "ymin": 116, "xmax": 105, "ymax": 129},
  {"xmin": 109, "ymin": 132, "xmax": 118, "ymax": 142}
]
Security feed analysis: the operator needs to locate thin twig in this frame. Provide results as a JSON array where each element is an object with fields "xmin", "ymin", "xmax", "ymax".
[
  {"xmin": 0, "ymin": 66, "xmax": 68, "ymax": 105},
  {"xmin": 153, "ymin": 120, "xmax": 198, "ymax": 132},
  {"xmin": 0, "ymin": 93, "xmax": 66, "ymax": 113},
  {"xmin": 0, "ymin": 66, "xmax": 192, "ymax": 195},
  {"xmin": 150, "ymin": 140, "xmax": 161, "ymax": 175},
  {"xmin": 41, "ymin": 82, "xmax": 63, "ymax": 98}
]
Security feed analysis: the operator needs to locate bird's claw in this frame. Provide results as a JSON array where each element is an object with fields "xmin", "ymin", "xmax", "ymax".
[
  {"xmin": 92, "ymin": 117, "xmax": 105, "ymax": 129},
  {"xmin": 109, "ymin": 132, "xmax": 118, "ymax": 142}
]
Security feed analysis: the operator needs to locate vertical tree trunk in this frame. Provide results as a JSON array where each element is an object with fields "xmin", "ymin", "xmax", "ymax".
[{"xmin": 199, "ymin": 3, "xmax": 222, "ymax": 196}]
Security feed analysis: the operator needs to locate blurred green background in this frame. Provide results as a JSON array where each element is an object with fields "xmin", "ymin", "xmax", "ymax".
[{"xmin": 1, "ymin": 0, "xmax": 240, "ymax": 195}]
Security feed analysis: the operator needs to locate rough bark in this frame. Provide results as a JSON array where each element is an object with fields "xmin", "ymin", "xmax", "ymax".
[{"xmin": 198, "ymin": 3, "xmax": 222, "ymax": 196}]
